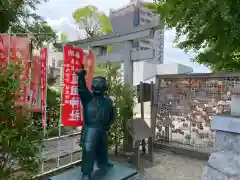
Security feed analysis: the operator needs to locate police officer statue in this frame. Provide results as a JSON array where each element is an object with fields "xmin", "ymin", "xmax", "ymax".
[{"xmin": 77, "ymin": 65, "xmax": 115, "ymax": 180}]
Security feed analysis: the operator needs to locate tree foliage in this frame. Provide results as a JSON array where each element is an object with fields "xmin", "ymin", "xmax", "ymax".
[
  {"xmin": 60, "ymin": 32, "xmax": 68, "ymax": 43},
  {"xmin": 0, "ymin": 63, "xmax": 43, "ymax": 179},
  {"xmin": 0, "ymin": 0, "xmax": 57, "ymax": 49},
  {"xmin": 32, "ymin": 87, "xmax": 61, "ymax": 135},
  {"xmin": 145, "ymin": 0, "xmax": 240, "ymax": 72},
  {"xmin": 72, "ymin": 5, "xmax": 113, "ymax": 76},
  {"xmin": 73, "ymin": 5, "xmax": 112, "ymax": 38},
  {"xmin": 105, "ymin": 63, "xmax": 136, "ymax": 155}
]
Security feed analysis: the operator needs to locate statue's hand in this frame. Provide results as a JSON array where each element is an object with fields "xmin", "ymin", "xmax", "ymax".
[{"xmin": 76, "ymin": 64, "xmax": 86, "ymax": 76}]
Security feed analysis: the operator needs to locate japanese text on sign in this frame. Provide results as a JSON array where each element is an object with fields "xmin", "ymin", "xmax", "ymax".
[
  {"xmin": 61, "ymin": 46, "xmax": 95, "ymax": 127},
  {"xmin": 61, "ymin": 46, "xmax": 83, "ymax": 127}
]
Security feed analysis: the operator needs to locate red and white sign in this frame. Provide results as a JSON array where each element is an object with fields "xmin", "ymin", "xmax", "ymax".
[
  {"xmin": 61, "ymin": 46, "xmax": 84, "ymax": 127},
  {"xmin": 83, "ymin": 49, "xmax": 95, "ymax": 89},
  {"xmin": 30, "ymin": 56, "xmax": 41, "ymax": 112},
  {"xmin": 40, "ymin": 48, "xmax": 48, "ymax": 128},
  {"xmin": 0, "ymin": 34, "xmax": 30, "ymax": 105},
  {"xmin": 61, "ymin": 46, "xmax": 96, "ymax": 127}
]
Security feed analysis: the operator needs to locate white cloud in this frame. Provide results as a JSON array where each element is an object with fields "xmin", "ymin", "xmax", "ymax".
[
  {"xmin": 45, "ymin": 18, "xmax": 69, "ymax": 26},
  {"xmin": 37, "ymin": 0, "xmax": 210, "ymax": 73},
  {"xmin": 44, "ymin": 18, "xmax": 84, "ymax": 41}
]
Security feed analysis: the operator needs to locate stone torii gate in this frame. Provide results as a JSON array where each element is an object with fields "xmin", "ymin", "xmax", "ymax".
[
  {"xmin": 66, "ymin": 22, "xmax": 163, "ymax": 166},
  {"xmin": 67, "ymin": 22, "xmax": 163, "ymax": 86}
]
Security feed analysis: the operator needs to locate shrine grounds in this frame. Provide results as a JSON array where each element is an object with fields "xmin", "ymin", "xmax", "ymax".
[
  {"xmin": 112, "ymin": 149, "xmax": 207, "ymax": 180},
  {"xmin": 40, "ymin": 141, "xmax": 206, "ymax": 180}
]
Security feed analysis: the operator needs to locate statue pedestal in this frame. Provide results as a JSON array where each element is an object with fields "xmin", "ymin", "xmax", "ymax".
[
  {"xmin": 50, "ymin": 161, "xmax": 137, "ymax": 180},
  {"xmin": 201, "ymin": 114, "xmax": 240, "ymax": 180}
]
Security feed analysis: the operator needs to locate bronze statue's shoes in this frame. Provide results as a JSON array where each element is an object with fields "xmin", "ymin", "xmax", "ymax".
[
  {"xmin": 82, "ymin": 175, "xmax": 91, "ymax": 180},
  {"xmin": 97, "ymin": 162, "xmax": 114, "ymax": 169}
]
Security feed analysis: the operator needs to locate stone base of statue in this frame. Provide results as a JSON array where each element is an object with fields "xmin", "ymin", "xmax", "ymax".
[
  {"xmin": 50, "ymin": 161, "xmax": 137, "ymax": 180},
  {"xmin": 201, "ymin": 114, "xmax": 240, "ymax": 180}
]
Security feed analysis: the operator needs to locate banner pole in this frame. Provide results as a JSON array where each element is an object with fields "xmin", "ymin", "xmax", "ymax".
[
  {"xmin": 57, "ymin": 45, "xmax": 64, "ymax": 166},
  {"xmin": 28, "ymin": 39, "xmax": 32, "ymax": 109},
  {"xmin": 41, "ymin": 48, "xmax": 48, "ymax": 173},
  {"xmin": 7, "ymin": 27, "xmax": 11, "ymax": 64},
  {"xmin": 44, "ymin": 48, "xmax": 48, "ymax": 130}
]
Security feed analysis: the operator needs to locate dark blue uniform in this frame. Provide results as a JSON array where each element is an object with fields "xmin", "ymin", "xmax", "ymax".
[{"xmin": 77, "ymin": 70, "xmax": 115, "ymax": 180}]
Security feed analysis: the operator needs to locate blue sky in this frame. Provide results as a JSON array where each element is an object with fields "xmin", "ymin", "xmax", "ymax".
[{"xmin": 36, "ymin": 0, "xmax": 210, "ymax": 73}]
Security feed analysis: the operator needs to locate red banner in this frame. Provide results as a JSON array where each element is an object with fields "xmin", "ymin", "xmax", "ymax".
[
  {"xmin": 77, "ymin": 50, "xmax": 95, "ymax": 122},
  {"xmin": 0, "ymin": 34, "xmax": 30, "ymax": 105},
  {"xmin": 30, "ymin": 56, "xmax": 41, "ymax": 112},
  {"xmin": 40, "ymin": 48, "xmax": 48, "ymax": 128},
  {"xmin": 83, "ymin": 49, "xmax": 95, "ymax": 89},
  {"xmin": 61, "ymin": 46, "xmax": 96, "ymax": 127},
  {"xmin": 62, "ymin": 46, "xmax": 84, "ymax": 127}
]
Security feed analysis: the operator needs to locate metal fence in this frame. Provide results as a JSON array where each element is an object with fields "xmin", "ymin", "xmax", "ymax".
[
  {"xmin": 36, "ymin": 127, "xmax": 81, "ymax": 177},
  {"xmin": 154, "ymin": 72, "xmax": 240, "ymax": 153},
  {"xmin": 36, "ymin": 73, "xmax": 82, "ymax": 177}
]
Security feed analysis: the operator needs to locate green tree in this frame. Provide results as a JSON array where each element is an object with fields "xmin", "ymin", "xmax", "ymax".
[
  {"xmin": 1, "ymin": 0, "xmax": 57, "ymax": 49},
  {"xmin": 73, "ymin": 5, "xmax": 112, "ymax": 37},
  {"xmin": 60, "ymin": 32, "xmax": 68, "ymax": 43},
  {"xmin": 0, "ymin": 63, "xmax": 43, "ymax": 179},
  {"xmin": 145, "ymin": 0, "xmax": 240, "ymax": 72},
  {"xmin": 105, "ymin": 63, "xmax": 136, "ymax": 155},
  {"xmin": 32, "ymin": 87, "xmax": 63, "ymax": 137},
  {"xmin": 72, "ymin": 5, "xmax": 113, "ymax": 76}
]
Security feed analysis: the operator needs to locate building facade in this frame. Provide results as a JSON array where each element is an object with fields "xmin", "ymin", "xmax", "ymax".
[
  {"xmin": 109, "ymin": 0, "xmax": 164, "ymax": 64},
  {"xmin": 109, "ymin": 0, "xmax": 164, "ymax": 85}
]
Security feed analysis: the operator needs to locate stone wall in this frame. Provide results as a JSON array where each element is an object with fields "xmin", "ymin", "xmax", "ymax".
[{"xmin": 201, "ymin": 115, "xmax": 240, "ymax": 180}]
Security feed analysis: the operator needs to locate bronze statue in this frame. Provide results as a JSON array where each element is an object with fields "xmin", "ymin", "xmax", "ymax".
[{"xmin": 77, "ymin": 65, "xmax": 115, "ymax": 180}]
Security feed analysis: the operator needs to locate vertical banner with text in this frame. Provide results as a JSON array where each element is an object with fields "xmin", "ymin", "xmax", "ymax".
[
  {"xmin": 79, "ymin": 50, "xmax": 95, "ymax": 121},
  {"xmin": 0, "ymin": 34, "xmax": 30, "ymax": 105},
  {"xmin": 83, "ymin": 49, "xmax": 95, "ymax": 89},
  {"xmin": 30, "ymin": 56, "xmax": 41, "ymax": 111},
  {"xmin": 40, "ymin": 48, "xmax": 47, "ymax": 128},
  {"xmin": 62, "ymin": 46, "xmax": 84, "ymax": 127}
]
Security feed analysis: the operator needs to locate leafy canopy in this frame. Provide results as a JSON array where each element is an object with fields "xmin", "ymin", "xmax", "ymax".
[
  {"xmin": 60, "ymin": 32, "xmax": 68, "ymax": 43},
  {"xmin": 0, "ymin": 0, "xmax": 57, "ymax": 48},
  {"xmin": 73, "ymin": 5, "xmax": 112, "ymax": 38},
  {"xmin": 145, "ymin": 0, "xmax": 240, "ymax": 72},
  {"xmin": 72, "ymin": 5, "xmax": 113, "ymax": 76}
]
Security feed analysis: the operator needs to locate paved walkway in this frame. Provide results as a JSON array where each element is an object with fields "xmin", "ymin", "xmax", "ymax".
[
  {"xmin": 111, "ymin": 150, "xmax": 207, "ymax": 180},
  {"xmin": 43, "ymin": 135, "xmax": 207, "ymax": 180},
  {"xmin": 132, "ymin": 150, "xmax": 206, "ymax": 180}
]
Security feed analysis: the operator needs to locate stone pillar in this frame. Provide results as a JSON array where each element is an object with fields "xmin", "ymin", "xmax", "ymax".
[{"xmin": 201, "ymin": 115, "xmax": 240, "ymax": 180}]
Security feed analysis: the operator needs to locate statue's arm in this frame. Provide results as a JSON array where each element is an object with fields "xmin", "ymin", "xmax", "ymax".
[
  {"xmin": 107, "ymin": 99, "xmax": 116, "ymax": 130},
  {"xmin": 77, "ymin": 72, "xmax": 92, "ymax": 105}
]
